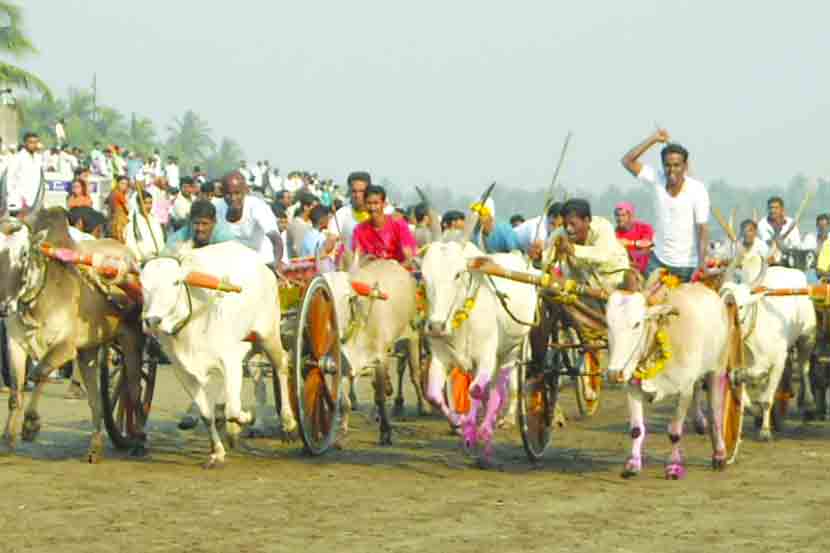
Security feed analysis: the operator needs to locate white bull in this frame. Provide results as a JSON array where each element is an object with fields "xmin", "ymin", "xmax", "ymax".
[
  {"xmin": 140, "ymin": 241, "xmax": 292, "ymax": 468},
  {"xmin": 322, "ymin": 259, "xmax": 418, "ymax": 446},
  {"xmin": 420, "ymin": 239, "xmax": 538, "ymax": 466},
  {"xmin": 720, "ymin": 262, "xmax": 816, "ymax": 439},
  {"xmin": 606, "ymin": 283, "xmax": 731, "ymax": 479}
]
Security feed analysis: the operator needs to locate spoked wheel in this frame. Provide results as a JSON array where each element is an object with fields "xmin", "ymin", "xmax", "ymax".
[
  {"xmin": 293, "ymin": 276, "xmax": 343, "ymax": 455},
  {"xmin": 518, "ymin": 336, "xmax": 561, "ymax": 462},
  {"xmin": 100, "ymin": 341, "xmax": 158, "ymax": 450},
  {"xmin": 722, "ymin": 377, "xmax": 745, "ymax": 464}
]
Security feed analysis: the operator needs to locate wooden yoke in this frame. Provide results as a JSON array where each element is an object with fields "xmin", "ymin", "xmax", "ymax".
[
  {"xmin": 467, "ymin": 256, "xmax": 609, "ymax": 302},
  {"xmin": 39, "ymin": 242, "xmax": 144, "ymax": 303}
]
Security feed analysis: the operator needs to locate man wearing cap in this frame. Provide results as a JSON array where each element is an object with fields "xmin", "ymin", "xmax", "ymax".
[{"xmin": 614, "ymin": 201, "xmax": 654, "ymax": 275}]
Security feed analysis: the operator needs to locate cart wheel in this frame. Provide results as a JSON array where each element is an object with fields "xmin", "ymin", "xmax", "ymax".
[
  {"xmin": 100, "ymin": 341, "xmax": 157, "ymax": 450},
  {"xmin": 518, "ymin": 336, "xmax": 560, "ymax": 462},
  {"xmin": 723, "ymin": 378, "xmax": 744, "ymax": 464},
  {"xmin": 293, "ymin": 276, "xmax": 342, "ymax": 455}
]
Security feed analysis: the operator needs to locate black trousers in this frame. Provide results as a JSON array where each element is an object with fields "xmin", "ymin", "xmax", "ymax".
[{"xmin": 0, "ymin": 320, "xmax": 9, "ymax": 387}]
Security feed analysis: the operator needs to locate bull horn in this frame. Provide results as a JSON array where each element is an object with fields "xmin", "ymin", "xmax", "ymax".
[
  {"xmin": 416, "ymin": 185, "xmax": 442, "ymax": 242},
  {"xmin": 712, "ymin": 207, "xmax": 736, "ymax": 243},
  {"xmin": 184, "ymin": 271, "xmax": 242, "ymax": 293},
  {"xmin": 462, "ymin": 181, "xmax": 496, "ymax": 244}
]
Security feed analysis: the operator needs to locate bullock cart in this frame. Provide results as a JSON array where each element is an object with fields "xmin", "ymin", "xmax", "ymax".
[
  {"xmin": 465, "ymin": 257, "xmax": 609, "ymax": 461},
  {"xmin": 34, "ymin": 243, "xmax": 158, "ymax": 451},
  {"xmin": 244, "ymin": 256, "xmax": 349, "ymax": 456}
]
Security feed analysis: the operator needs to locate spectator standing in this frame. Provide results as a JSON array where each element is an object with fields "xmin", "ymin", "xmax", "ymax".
[{"xmin": 613, "ymin": 201, "xmax": 654, "ymax": 274}]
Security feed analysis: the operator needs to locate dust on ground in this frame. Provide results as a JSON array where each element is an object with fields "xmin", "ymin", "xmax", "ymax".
[{"xmin": 2, "ymin": 368, "xmax": 830, "ymax": 553}]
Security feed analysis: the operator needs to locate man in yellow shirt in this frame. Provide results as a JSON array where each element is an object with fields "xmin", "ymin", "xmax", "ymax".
[{"xmin": 546, "ymin": 198, "xmax": 631, "ymax": 292}]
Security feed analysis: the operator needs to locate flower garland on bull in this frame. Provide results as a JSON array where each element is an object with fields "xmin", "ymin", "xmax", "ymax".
[{"xmin": 632, "ymin": 271, "xmax": 679, "ymax": 381}]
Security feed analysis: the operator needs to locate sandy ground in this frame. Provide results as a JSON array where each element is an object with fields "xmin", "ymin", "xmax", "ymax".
[{"xmin": 2, "ymin": 368, "xmax": 830, "ymax": 553}]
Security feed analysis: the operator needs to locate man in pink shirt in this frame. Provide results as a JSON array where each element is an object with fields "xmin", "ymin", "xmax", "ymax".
[
  {"xmin": 352, "ymin": 185, "xmax": 417, "ymax": 267},
  {"xmin": 614, "ymin": 201, "xmax": 654, "ymax": 274}
]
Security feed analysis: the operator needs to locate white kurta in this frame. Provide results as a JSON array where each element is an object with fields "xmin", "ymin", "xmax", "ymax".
[{"xmin": 6, "ymin": 149, "xmax": 42, "ymax": 211}]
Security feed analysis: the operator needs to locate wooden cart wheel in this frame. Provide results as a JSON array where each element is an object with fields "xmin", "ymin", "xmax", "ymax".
[
  {"xmin": 100, "ymin": 341, "xmax": 157, "ymax": 450},
  {"xmin": 292, "ymin": 276, "xmax": 343, "ymax": 455},
  {"xmin": 518, "ymin": 336, "xmax": 561, "ymax": 462},
  {"xmin": 722, "ymin": 377, "xmax": 745, "ymax": 464}
]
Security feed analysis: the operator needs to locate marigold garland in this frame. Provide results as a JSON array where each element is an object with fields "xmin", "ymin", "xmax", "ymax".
[
  {"xmin": 634, "ymin": 327, "xmax": 673, "ymax": 380},
  {"xmin": 452, "ymin": 298, "xmax": 476, "ymax": 329}
]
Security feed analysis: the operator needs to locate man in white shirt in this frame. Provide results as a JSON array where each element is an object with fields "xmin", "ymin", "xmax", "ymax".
[
  {"xmin": 54, "ymin": 119, "xmax": 66, "ymax": 148},
  {"xmin": 621, "ymin": 129, "xmax": 710, "ymax": 281},
  {"xmin": 171, "ymin": 176, "xmax": 198, "ymax": 229},
  {"xmin": 238, "ymin": 161, "xmax": 253, "ymax": 186},
  {"xmin": 327, "ymin": 171, "xmax": 371, "ymax": 251},
  {"xmin": 756, "ymin": 196, "xmax": 801, "ymax": 264},
  {"xmin": 214, "ymin": 171, "xmax": 285, "ymax": 268},
  {"xmin": 164, "ymin": 156, "xmax": 180, "ymax": 191},
  {"xmin": 739, "ymin": 219, "xmax": 769, "ymax": 259},
  {"xmin": 6, "ymin": 132, "xmax": 43, "ymax": 213}
]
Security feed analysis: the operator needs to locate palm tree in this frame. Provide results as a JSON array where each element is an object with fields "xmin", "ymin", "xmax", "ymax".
[
  {"xmin": 166, "ymin": 110, "xmax": 216, "ymax": 164},
  {"xmin": 126, "ymin": 113, "xmax": 157, "ymax": 155},
  {"xmin": 205, "ymin": 137, "xmax": 245, "ymax": 177},
  {"xmin": 0, "ymin": 1, "xmax": 51, "ymax": 99}
]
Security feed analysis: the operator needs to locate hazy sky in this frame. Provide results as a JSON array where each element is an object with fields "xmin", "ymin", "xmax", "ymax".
[{"xmin": 20, "ymin": 1, "xmax": 830, "ymax": 194}]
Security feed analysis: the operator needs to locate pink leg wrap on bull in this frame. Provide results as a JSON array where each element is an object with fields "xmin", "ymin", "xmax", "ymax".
[
  {"xmin": 665, "ymin": 418, "xmax": 687, "ymax": 480},
  {"xmin": 425, "ymin": 361, "xmax": 461, "ymax": 428},
  {"xmin": 477, "ymin": 368, "xmax": 510, "ymax": 461},
  {"xmin": 623, "ymin": 394, "xmax": 646, "ymax": 478}
]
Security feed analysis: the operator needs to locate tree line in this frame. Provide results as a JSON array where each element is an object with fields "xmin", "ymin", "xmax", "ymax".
[{"xmin": 17, "ymin": 87, "xmax": 247, "ymax": 177}]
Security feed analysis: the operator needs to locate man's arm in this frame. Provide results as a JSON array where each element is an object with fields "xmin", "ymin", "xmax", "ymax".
[
  {"xmin": 696, "ymin": 223, "xmax": 709, "ymax": 270},
  {"xmin": 621, "ymin": 129, "xmax": 670, "ymax": 177},
  {"xmin": 266, "ymin": 231, "xmax": 286, "ymax": 267}
]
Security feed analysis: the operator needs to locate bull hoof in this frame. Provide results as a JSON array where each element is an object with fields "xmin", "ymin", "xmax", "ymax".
[
  {"xmin": 178, "ymin": 415, "xmax": 198, "ymax": 431},
  {"xmin": 129, "ymin": 444, "xmax": 148, "ymax": 458},
  {"xmin": 802, "ymin": 410, "xmax": 817, "ymax": 422},
  {"xmin": 712, "ymin": 455, "xmax": 727, "ymax": 471},
  {"xmin": 621, "ymin": 457, "xmax": 642, "ymax": 479},
  {"xmin": 86, "ymin": 449, "xmax": 103, "ymax": 464},
  {"xmin": 758, "ymin": 429, "xmax": 773, "ymax": 442},
  {"xmin": 202, "ymin": 457, "xmax": 225, "ymax": 470},
  {"xmin": 393, "ymin": 399, "xmax": 405, "ymax": 417},
  {"xmin": 475, "ymin": 456, "xmax": 504, "ymax": 471},
  {"xmin": 246, "ymin": 426, "xmax": 267, "ymax": 439},
  {"xmin": 664, "ymin": 463, "xmax": 686, "ymax": 480},
  {"xmin": 378, "ymin": 430, "xmax": 393, "ymax": 446},
  {"xmin": 21, "ymin": 414, "xmax": 41, "ymax": 442},
  {"xmin": 279, "ymin": 428, "xmax": 298, "ymax": 443}
]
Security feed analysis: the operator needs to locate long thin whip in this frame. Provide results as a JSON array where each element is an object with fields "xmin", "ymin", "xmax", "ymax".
[{"xmin": 534, "ymin": 131, "xmax": 573, "ymax": 243}]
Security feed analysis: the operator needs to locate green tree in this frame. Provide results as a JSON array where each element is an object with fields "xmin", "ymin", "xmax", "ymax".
[
  {"xmin": 126, "ymin": 113, "xmax": 158, "ymax": 155},
  {"xmin": 166, "ymin": 110, "xmax": 215, "ymax": 169},
  {"xmin": 0, "ymin": 1, "xmax": 51, "ymax": 99},
  {"xmin": 205, "ymin": 137, "xmax": 244, "ymax": 177}
]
